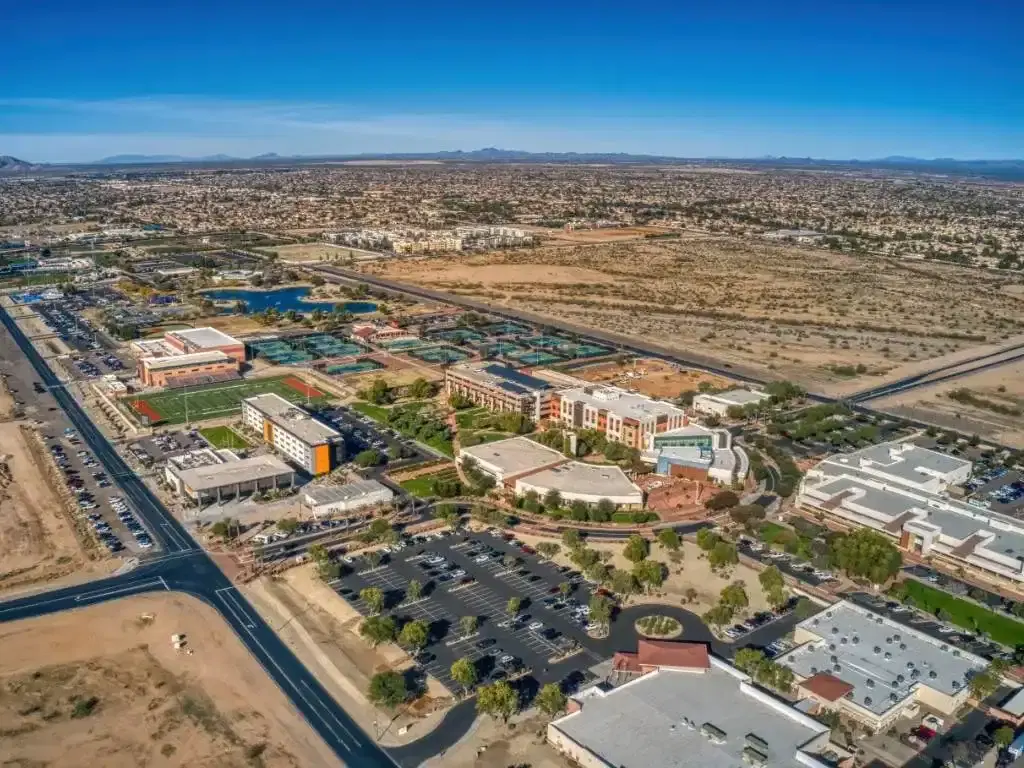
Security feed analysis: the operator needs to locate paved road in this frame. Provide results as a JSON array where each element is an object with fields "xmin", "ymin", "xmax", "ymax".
[
  {"xmin": 849, "ymin": 344, "xmax": 1024, "ymax": 403},
  {"xmin": 0, "ymin": 305, "xmax": 399, "ymax": 768}
]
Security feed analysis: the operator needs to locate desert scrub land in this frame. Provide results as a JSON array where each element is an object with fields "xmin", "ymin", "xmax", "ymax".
[
  {"xmin": 361, "ymin": 238, "xmax": 1024, "ymax": 389},
  {"xmin": 0, "ymin": 594, "xmax": 339, "ymax": 767}
]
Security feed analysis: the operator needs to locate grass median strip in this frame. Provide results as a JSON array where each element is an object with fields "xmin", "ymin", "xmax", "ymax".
[{"xmin": 896, "ymin": 579, "xmax": 1024, "ymax": 648}]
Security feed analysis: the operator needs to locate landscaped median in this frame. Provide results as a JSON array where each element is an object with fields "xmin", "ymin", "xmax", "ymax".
[{"xmin": 893, "ymin": 579, "xmax": 1024, "ymax": 648}]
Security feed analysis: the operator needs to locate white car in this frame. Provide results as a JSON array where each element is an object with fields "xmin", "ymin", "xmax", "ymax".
[
  {"xmin": 528, "ymin": 621, "xmax": 544, "ymax": 632},
  {"xmin": 474, "ymin": 555, "xmax": 489, "ymax": 563},
  {"xmin": 585, "ymin": 622, "xmax": 603, "ymax": 633}
]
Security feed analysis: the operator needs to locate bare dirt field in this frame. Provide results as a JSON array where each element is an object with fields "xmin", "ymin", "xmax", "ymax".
[
  {"xmin": 0, "ymin": 593, "xmax": 339, "ymax": 767},
  {"xmin": 421, "ymin": 712, "xmax": 566, "ymax": 768},
  {"xmin": 360, "ymin": 239, "xmax": 1024, "ymax": 388},
  {"xmin": 242, "ymin": 565, "xmax": 451, "ymax": 747},
  {"xmin": 872, "ymin": 359, "xmax": 1024, "ymax": 448},
  {"xmin": 573, "ymin": 357, "xmax": 735, "ymax": 398},
  {"xmin": 201, "ymin": 314, "xmax": 272, "ymax": 336},
  {"xmin": 0, "ymin": 422, "xmax": 113, "ymax": 594},
  {"xmin": 514, "ymin": 533, "xmax": 771, "ymax": 618},
  {"xmin": 523, "ymin": 225, "xmax": 684, "ymax": 244},
  {"xmin": 270, "ymin": 243, "xmax": 354, "ymax": 262}
]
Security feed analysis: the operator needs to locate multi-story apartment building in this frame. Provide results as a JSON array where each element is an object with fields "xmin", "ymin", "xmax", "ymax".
[
  {"xmin": 241, "ymin": 393, "xmax": 342, "ymax": 475},
  {"xmin": 444, "ymin": 363, "xmax": 554, "ymax": 421},
  {"xmin": 797, "ymin": 441, "xmax": 1024, "ymax": 590},
  {"xmin": 138, "ymin": 350, "xmax": 239, "ymax": 388},
  {"xmin": 552, "ymin": 385, "xmax": 687, "ymax": 451}
]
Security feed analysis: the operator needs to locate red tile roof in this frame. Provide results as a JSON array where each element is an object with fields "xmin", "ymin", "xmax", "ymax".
[
  {"xmin": 800, "ymin": 673, "xmax": 854, "ymax": 702},
  {"xmin": 636, "ymin": 639, "xmax": 710, "ymax": 670}
]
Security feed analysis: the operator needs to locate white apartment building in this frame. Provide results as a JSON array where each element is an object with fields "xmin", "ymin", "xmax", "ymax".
[
  {"xmin": 241, "ymin": 393, "xmax": 341, "ymax": 475},
  {"xmin": 693, "ymin": 388, "xmax": 771, "ymax": 417},
  {"xmin": 553, "ymin": 385, "xmax": 687, "ymax": 451}
]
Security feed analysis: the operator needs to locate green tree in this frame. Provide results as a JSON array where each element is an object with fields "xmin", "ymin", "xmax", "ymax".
[
  {"xmin": 708, "ymin": 541, "xmax": 739, "ymax": 571},
  {"xmin": 354, "ymin": 448, "xmax": 382, "ymax": 467},
  {"xmin": 766, "ymin": 585, "xmax": 788, "ymax": 610},
  {"xmin": 399, "ymin": 619, "xmax": 430, "ymax": 652},
  {"xmin": 360, "ymin": 587, "xmax": 385, "ymax": 615},
  {"xmin": 696, "ymin": 528, "xmax": 720, "ymax": 551},
  {"xmin": 367, "ymin": 670, "xmax": 407, "ymax": 709},
  {"xmin": 720, "ymin": 582, "xmax": 749, "ymax": 611},
  {"xmin": 586, "ymin": 561, "xmax": 609, "ymax": 584},
  {"xmin": 507, "ymin": 596, "xmax": 522, "ymax": 616},
  {"xmin": 589, "ymin": 595, "xmax": 612, "ymax": 627},
  {"xmin": 476, "ymin": 680, "xmax": 519, "ymax": 723},
  {"xmin": 536, "ymin": 542, "xmax": 560, "ymax": 559},
  {"xmin": 535, "ymin": 682, "xmax": 568, "ymax": 718},
  {"xmin": 703, "ymin": 604, "xmax": 734, "ymax": 627},
  {"xmin": 734, "ymin": 647, "xmax": 768, "ymax": 675},
  {"xmin": 406, "ymin": 579, "xmax": 423, "ymax": 602},
  {"xmin": 559, "ymin": 581, "xmax": 572, "ymax": 597},
  {"xmin": 307, "ymin": 543, "xmax": 329, "ymax": 564},
  {"xmin": 759, "ymin": 565, "xmax": 785, "ymax": 594},
  {"xmin": 968, "ymin": 664, "xmax": 1002, "ymax": 701},
  {"xmin": 364, "ymin": 379, "xmax": 394, "ymax": 405},
  {"xmin": 657, "ymin": 528, "xmax": 681, "ymax": 551},
  {"xmin": 359, "ymin": 615, "xmax": 397, "ymax": 647},
  {"xmin": 544, "ymin": 489, "xmax": 562, "ymax": 510},
  {"xmin": 995, "ymin": 726, "xmax": 1015, "ymax": 748},
  {"xmin": 562, "ymin": 529, "xmax": 582, "ymax": 550},
  {"xmin": 623, "ymin": 534, "xmax": 649, "ymax": 564},
  {"xmin": 407, "ymin": 377, "xmax": 435, "ymax": 399},
  {"xmin": 793, "ymin": 597, "xmax": 817, "ymax": 620},
  {"xmin": 610, "ymin": 568, "xmax": 638, "ymax": 598},
  {"xmin": 569, "ymin": 499, "xmax": 589, "ymax": 521},
  {"xmin": 705, "ymin": 490, "xmax": 740, "ymax": 511},
  {"xmin": 633, "ymin": 560, "xmax": 665, "ymax": 592},
  {"xmin": 729, "ymin": 504, "xmax": 766, "ymax": 526},
  {"xmin": 459, "ymin": 615, "xmax": 479, "ymax": 636},
  {"xmin": 277, "ymin": 517, "xmax": 300, "ymax": 534},
  {"xmin": 596, "ymin": 497, "xmax": 616, "ymax": 518},
  {"xmin": 363, "ymin": 550, "xmax": 383, "ymax": 569},
  {"xmin": 829, "ymin": 529, "xmax": 902, "ymax": 583},
  {"xmin": 450, "ymin": 657, "xmax": 478, "ymax": 694}
]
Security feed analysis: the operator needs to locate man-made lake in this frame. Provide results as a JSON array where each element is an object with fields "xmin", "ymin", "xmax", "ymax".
[{"xmin": 202, "ymin": 287, "xmax": 376, "ymax": 315}]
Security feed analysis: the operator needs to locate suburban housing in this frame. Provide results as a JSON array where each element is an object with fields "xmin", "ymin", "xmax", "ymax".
[
  {"xmin": 548, "ymin": 640, "xmax": 833, "ymax": 768},
  {"xmin": 798, "ymin": 441, "xmax": 1024, "ymax": 589},
  {"xmin": 242, "ymin": 393, "xmax": 342, "ymax": 475},
  {"xmin": 777, "ymin": 599, "xmax": 986, "ymax": 732}
]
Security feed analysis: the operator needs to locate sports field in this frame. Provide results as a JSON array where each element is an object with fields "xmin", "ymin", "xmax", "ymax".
[
  {"xmin": 127, "ymin": 375, "xmax": 329, "ymax": 425},
  {"xmin": 199, "ymin": 425, "xmax": 252, "ymax": 450}
]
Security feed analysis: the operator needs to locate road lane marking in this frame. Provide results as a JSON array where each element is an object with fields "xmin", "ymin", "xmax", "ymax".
[
  {"xmin": 215, "ymin": 587, "xmax": 256, "ymax": 629},
  {"xmin": 72, "ymin": 578, "xmax": 167, "ymax": 603}
]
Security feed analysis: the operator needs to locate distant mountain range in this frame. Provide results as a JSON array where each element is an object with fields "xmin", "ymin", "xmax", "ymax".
[
  {"xmin": 0, "ymin": 155, "xmax": 43, "ymax": 172},
  {"xmin": 2, "ymin": 149, "xmax": 1023, "ymax": 180}
]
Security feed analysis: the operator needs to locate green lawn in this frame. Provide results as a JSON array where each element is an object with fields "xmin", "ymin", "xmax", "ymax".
[
  {"xmin": 351, "ymin": 401, "xmax": 391, "ymax": 422},
  {"xmin": 129, "ymin": 375, "xmax": 329, "ymax": 425},
  {"xmin": 756, "ymin": 522, "xmax": 788, "ymax": 543},
  {"xmin": 899, "ymin": 579, "xmax": 1024, "ymax": 647},
  {"xmin": 399, "ymin": 468, "xmax": 459, "ymax": 498},
  {"xmin": 455, "ymin": 407, "xmax": 488, "ymax": 429},
  {"xmin": 199, "ymin": 425, "xmax": 252, "ymax": 450},
  {"xmin": 611, "ymin": 511, "xmax": 659, "ymax": 524}
]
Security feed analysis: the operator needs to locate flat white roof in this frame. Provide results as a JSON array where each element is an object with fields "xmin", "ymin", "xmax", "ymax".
[
  {"xmin": 169, "ymin": 326, "xmax": 241, "ymax": 348},
  {"xmin": 244, "ymin": 392, "xmax": 340, "ymax": 446},
  {"xmin": 698, "ymin": 388, "xmax": 771, "ymax": 406},
  {"xmin": 174, "ymin": 454, "xmax": 294, "ymax": 492},
  {"xmin": 517, "ymin": 461, "xmax": 643, "ymax": 503},
  {"xmin": 459, "ymin": 436, "xmax": 564, "ymax": 478},
  {"xmin": 560, "ymin": 385, "xmax": 686, "ymax": 423},
  {"xmin": 303, "ymin": 480, "xmax": 393, "ymax": 505},
  {"xmin": 551, "ymin": 658, "xmax": 829, "ymax": 768},
  {"xmin": 142, "ymin": 350, "xmax": 232, "ymax": 371},
  {"xmin": 777, "ymin": 600, "xmax": 985, "ymax": 717}
]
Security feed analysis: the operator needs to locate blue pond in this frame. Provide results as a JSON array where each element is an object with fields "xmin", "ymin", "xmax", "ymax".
[{"xmin": 203, "ymin": 287, "xmax": 376, "ymax": 315}]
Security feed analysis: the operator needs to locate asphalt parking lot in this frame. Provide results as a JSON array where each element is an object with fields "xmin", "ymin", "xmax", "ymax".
[
  {"xmin": 966, "ymin": 467, "xmax": 1024, "ymax": 516},
  {"xmin": 737, "ymin": 538, "xmax": 833, "ymax": 588},
  {"xmin": 335, "ymin": 529, "xmax": 602, "ymax": 693},
  {"xmin": 128, "ymin": 430, "xmax": 207, "ymax": 466},
  {"xmin": 321, "ymin": 405, "xmax": 429, "ymax": 467},
  {"xmin": 34, "ymin": 303, "xmax": 112, "ymax": 355},
  {"xmin": 847, "ymin": 591, "xmax": 1002, "ymax": 659}
]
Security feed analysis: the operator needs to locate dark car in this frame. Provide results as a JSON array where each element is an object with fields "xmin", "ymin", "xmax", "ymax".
[{"xmin": 476, "ymin": 638, "xmax": 497, "ymax": 650}]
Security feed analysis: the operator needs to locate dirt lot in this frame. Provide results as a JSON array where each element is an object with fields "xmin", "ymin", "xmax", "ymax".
[
  {"xmin": 514, "ymin": 533, "xmax": 771, "ymax": 617},
  {"xmin": 200, "ymin": 314, "xmax": 270, "ymax": 336},
  {"xmin": 873, "ymin": 359, "xmax": 1024, "ymax": 448},
  {"xmin": 360, "ymin": 240, "xmax": 1024, "ymax": 388},
  {"xmin": 0, "ymin": 422, "xmax": 113, "ymax": 594},
  {"xmin": 421, "ymin": 711, "xmax": 566, "ymax": 768},
  {"xmin": 242, "ymin": 565, "xmax": 451, "ymax": 748},
  {"xmin": 523, "ymin": 225, "xmax": 682, "ymax": 244},
  {"xmin": 573, "ymin": 357, "xmax": 735, "ymax": 398},
  {"xmin": 271, "ymin": 243, "xmax": 356, "ymax": 262},
  {"xmin": 0, "ymin": 593, "xmax": 339, "ymax": 767}
]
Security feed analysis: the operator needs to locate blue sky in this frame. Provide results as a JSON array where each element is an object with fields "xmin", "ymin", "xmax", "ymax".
[{"xmin": 1, "ymin": 0, "xmax": 1021, "ymax": 162}]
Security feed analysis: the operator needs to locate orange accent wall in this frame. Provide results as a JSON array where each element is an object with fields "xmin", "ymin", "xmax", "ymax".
[
  {"xmin": 264, "ymin": 421, "xmax": 273, "ymax": 442},
  {"xmin": 313, "ymin": 444, "xmax": 331, "ymax": 475}
]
